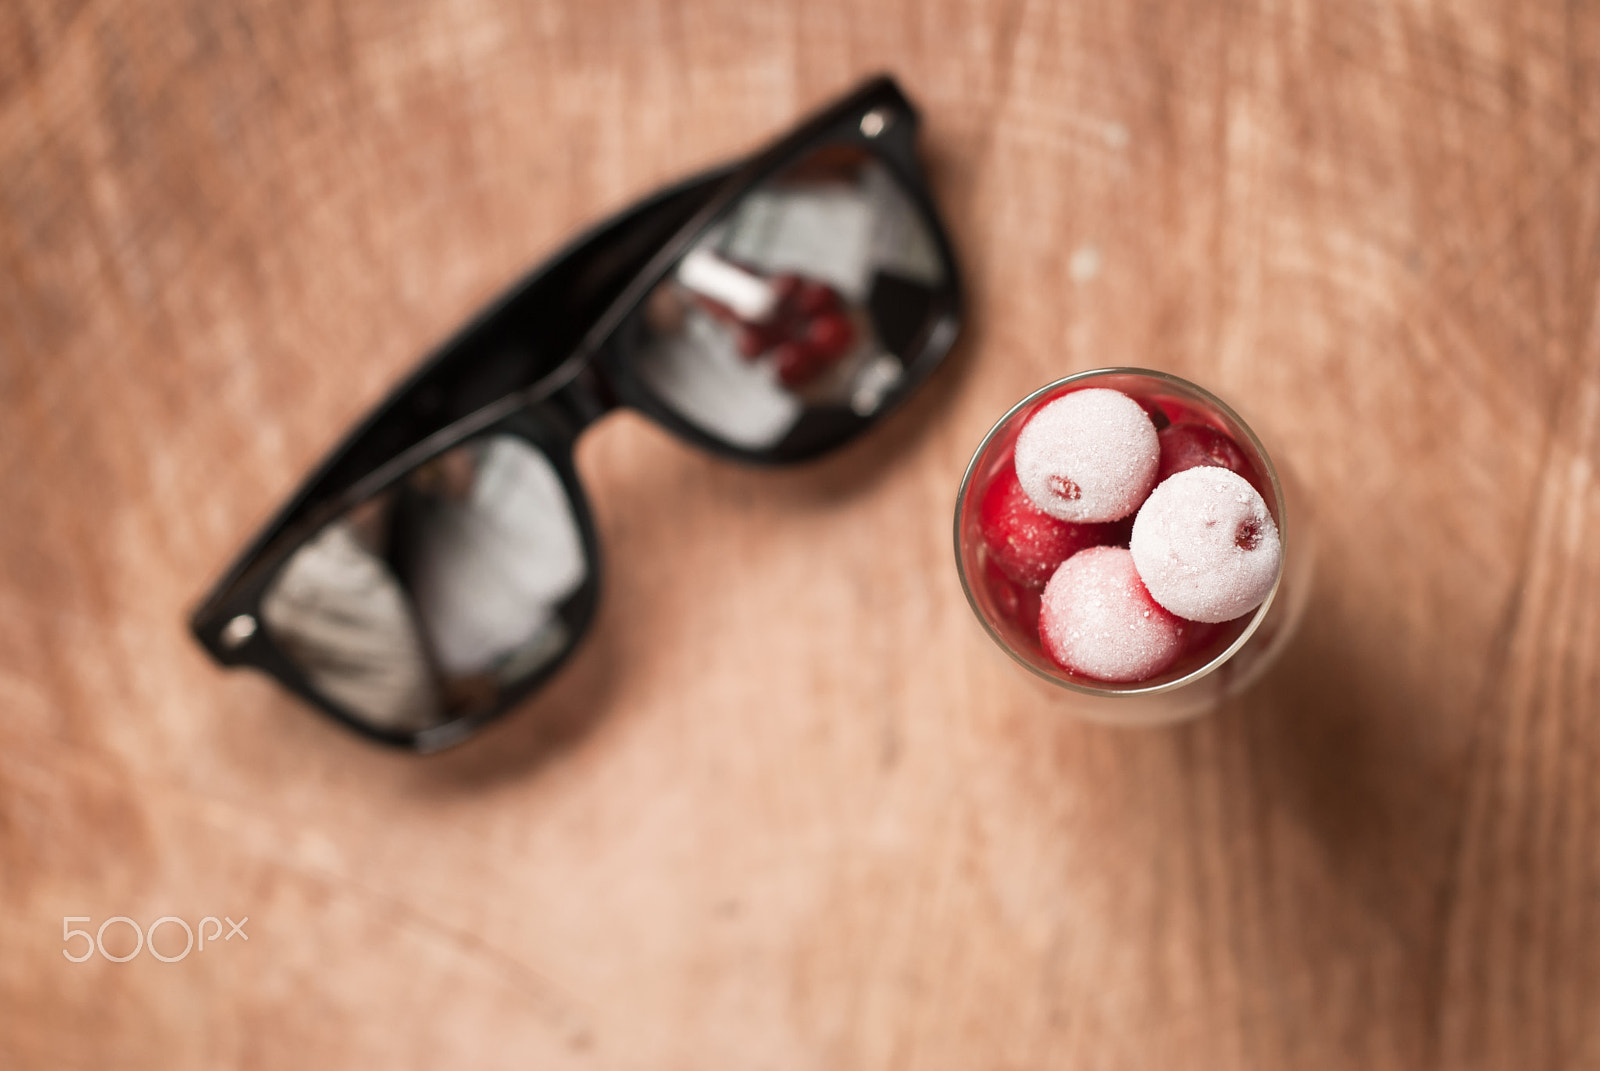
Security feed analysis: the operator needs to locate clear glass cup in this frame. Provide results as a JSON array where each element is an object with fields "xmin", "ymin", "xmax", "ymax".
[{"xmin": 954, "ymin": 368, "xmax": 1313, "ymax": 725}]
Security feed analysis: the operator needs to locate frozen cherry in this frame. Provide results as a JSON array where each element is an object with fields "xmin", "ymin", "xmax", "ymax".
[
  {"xmin": 1129, "ymin": 467, "xmax": 1281, "ymax": 623},
  {"xmin": 979, "ymin": 462, "xmax": 1123, "ymax": 590},
  {"xmin": 1156, "ymin": 422, "xmax": 1248, "ymax": 482},
  {"xmin": 1038, "ymin": 546, "xmax": 1187, "ymax": 682},
  {"xmin": 1013, "ymin": 388, "xmax": 1160, "ymax": 523}
]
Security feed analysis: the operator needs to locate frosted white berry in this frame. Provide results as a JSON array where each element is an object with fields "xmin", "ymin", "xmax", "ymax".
[
  {"xmin": 1129, "ymin": 467, "xmax": 1281, "ymax": 623},
  {"xmin": 1014, "ymin": 388, "xmax": 1159, "ymax": 523},
  {"xmin": 1039, "ymin": 546, "xmax": 1187, "ymax": 682}
]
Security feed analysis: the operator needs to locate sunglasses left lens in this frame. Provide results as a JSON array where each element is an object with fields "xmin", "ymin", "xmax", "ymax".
[
  {"xmin": 258, "ymin": 433, "xmax": 590, "ymax": 736},
  {"xmin": 620, "ymin": 142, "xmax": 954, "ymax": 456}
]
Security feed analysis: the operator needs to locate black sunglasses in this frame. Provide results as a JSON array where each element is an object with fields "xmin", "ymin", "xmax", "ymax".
[{"xmin": 190, "ymin": 75, "xmax": 963, "ymax": 752}]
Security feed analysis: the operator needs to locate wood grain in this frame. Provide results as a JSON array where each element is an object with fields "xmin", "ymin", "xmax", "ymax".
[{"xmin": 3, "ymin": 0, "xmax": 1599, "ymax": 1066}]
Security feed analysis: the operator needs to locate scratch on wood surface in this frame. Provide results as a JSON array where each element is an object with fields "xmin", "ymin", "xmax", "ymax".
[{"xmin": 1433, "ymin": 227, "xmax": 1600, "ymax": 1070}]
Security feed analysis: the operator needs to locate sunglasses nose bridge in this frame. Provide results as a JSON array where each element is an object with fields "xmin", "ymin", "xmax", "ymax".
[{"xmin": 542, "ymin": 360, "xmax": 619, "ymax": 437}]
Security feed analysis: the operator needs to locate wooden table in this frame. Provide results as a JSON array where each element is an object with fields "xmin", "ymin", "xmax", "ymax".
[{"xmin": 4, "ymin": 1, "xmax": 1597, "ymax": 1066}]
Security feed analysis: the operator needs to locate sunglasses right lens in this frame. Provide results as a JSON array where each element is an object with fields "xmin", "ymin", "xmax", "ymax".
[
  {"xmin": 258, "ymin": 433, "xmax": 591, "ymax": 737},
  {"xmin": 622, "ymin": 142, "xmax": 952, "ymax": 454}
]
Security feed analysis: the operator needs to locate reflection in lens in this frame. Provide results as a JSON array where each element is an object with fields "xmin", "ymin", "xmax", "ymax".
[
  {"xmin": 629, "ymin": 146, "xmax": 947, "ymax": 450},
  {"xmin": 260, "ymin": 519, "xmax": 440, "ymax": 731},
  {"xmin": 261, "ymin": 435, "xmax": 587, "ymax": 733},
  {"xmin": 401, "ymin": 437, "xmax": 584, "ymax": 678}
]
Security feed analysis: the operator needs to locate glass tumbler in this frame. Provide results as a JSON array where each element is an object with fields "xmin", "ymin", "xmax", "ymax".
[{"xmin": 954, "ymin": 368, "xmax": 1313, "ymax": 725}]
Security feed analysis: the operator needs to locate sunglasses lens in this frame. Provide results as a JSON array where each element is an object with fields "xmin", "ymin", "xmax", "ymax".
[
  {"xmin": 259, "ymin": 434, "xmax": 590, "ymax": 735},
  {"xmin": 624, "ymin": 143, "xmax": 952, "ymax": 453}
]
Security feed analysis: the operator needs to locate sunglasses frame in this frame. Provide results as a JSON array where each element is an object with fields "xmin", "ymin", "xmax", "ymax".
[{"xmin": 190, "ymin": 75, "xmax": 963, "ymax": 752}]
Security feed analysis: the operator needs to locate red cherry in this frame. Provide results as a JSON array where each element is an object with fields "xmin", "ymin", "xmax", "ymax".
[
  {"xmin": 979, "ymin": 461, "xmax": 1125, "ymax": 590},
  {"xmin": 983, "ymin": 557, "xmax": 1043, "ymax": 640},
  {"xmin": 1099, "ymin": 514, "xmax": 1135, "ymax": 547},
  {"xmin": 796, "ymin": 280, "xmax": 838, "ymax": 316},
  {"xmin": 1156, "ymin": 422, "xmax": 1248, "ymax": 482},
  {"xmin": 805, "ymin": 313, "xmax": 855, "ymax": 361},
  {"xmin": 1178, "ymin": 618, "xmax": 1225, "ymax": 658},
  {"xmin": 775, "ymin": 341, "xmax": 826, "ymax": 387},
  {"xmin": 1137, "ymin": 398, "xmax": 1172, "ymax": 431},
  {"xmin": 1146, "ymin": 396, "xmax": 1199, "ymax": 427}
]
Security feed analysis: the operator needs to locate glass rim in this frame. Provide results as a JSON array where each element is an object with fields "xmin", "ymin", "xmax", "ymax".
[{"xmin": 953, "ymin": 367, "xmax": 1289, "ymax": 699}]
